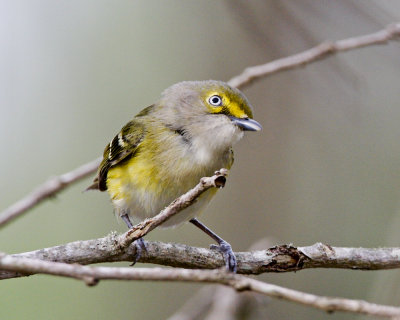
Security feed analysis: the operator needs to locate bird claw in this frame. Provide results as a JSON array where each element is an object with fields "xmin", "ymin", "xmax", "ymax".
[
  {"xmin": 130, "ymin": 238, "xmax": 147, "ymax": 266},
  {"xmin": 210, "ymin": 240, "xmax": 237, "ymax": 273}
]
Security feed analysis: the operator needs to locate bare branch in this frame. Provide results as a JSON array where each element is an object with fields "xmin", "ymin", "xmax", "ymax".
[
  {"xmin": 2, "ymin": 240, "xmax": 400, "ymax": 280},
  {"xmin": 228, "ymin": 23, "xmax": 400, "ymax": 89},
  {"xmin": 1, "ymin": 253, "xmax": 399, "ymax": 318},
  {"xmin": 0, "ymin": 157, "xmax": 101, "ymax": 228}
]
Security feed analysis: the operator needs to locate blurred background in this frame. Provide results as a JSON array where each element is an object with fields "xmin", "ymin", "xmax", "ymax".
[{"xmin": 1, "ymin": 1, "xmax": 400, "ymax": 319}]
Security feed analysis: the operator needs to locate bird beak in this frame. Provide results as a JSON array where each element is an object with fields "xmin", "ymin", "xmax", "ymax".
[{"xmin": 229, "ymin": 116, "xmax": 262, "ymax": 131}]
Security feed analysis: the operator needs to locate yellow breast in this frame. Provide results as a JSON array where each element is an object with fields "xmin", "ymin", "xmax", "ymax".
[{"xmin": 106, "ymin": 128, "xmax": 232, "ymax": 225}]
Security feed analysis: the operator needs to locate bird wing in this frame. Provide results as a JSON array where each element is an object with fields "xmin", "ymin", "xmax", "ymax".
[{"xmin": 87, "ymin": 119, "xmax": 146, "ymax": 191}]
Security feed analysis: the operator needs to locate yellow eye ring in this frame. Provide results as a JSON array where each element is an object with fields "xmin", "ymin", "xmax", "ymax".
[{"xmin": 208, "ymin": 95, "xmax": 223, "ymax": 107}]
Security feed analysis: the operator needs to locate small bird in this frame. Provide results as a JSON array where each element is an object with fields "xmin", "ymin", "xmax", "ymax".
[{"xmin": 88, "ymin": 80, "xmax": 261, "ymax": 272}]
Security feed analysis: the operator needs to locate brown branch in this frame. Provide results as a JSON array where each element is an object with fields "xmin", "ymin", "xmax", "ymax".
[
  {"xmin": 0, "ymin": 157, "xmax": 102, "ymax": 228},
  {"xmin": 1, "ymin": 253, "xmax": 399, "ymax": 318},
  {"xmin": 228, "ymin": 22, "xmax": 400, "ymax": 89},
  {"xmin": 2, "ymin": 240, "xmax": 400, "ymax": 280}
]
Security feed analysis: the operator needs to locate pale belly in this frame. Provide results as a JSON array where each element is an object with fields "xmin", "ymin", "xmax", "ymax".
[
  {"xmin": 106, "ymin": 147, "xmax": 229, "ymax": 227},
  {"xmin": 123, "ymin": 185, "xmax": 217, "ymax": 227}
]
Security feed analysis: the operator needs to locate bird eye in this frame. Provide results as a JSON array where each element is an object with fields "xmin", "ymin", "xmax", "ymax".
[{"xmin": 208, "ymin": 95, "xmax": 222, "ymax": 106}]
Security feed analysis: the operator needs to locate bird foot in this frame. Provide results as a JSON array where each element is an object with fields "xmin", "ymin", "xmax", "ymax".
[
  {"xmin": 210, "ymin": 240, "xmax": 237, "ymax": 273},
  {"xmin": 130, "ymin": 238, "xmax": 147, "ymax": 266}
]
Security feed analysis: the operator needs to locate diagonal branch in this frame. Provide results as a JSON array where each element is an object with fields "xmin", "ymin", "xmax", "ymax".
[
  {"xmin": 0, "ymin": 253, "xmax": 399, "ymax": 319},
  {"xmin": 0, "ymin": 157, "xmax": 101, "ymax": 228},
  {"xmin": 117, "ymin": 169, "xmax": 228, "ymax": 248},
  {"xmin": 228, "ymin": 22, "xmax": 400, "ymax": 89}
]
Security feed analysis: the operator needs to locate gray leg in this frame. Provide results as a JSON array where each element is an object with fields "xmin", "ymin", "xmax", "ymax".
[
  {"xmin": 190, "ymin": 218, "xmax": 237, "ymax": 273},
  {"xmin": 121, "ymin": 214, "xmax": 134, "ymax": 228},
  {"xmin": 121, "ymin": 214, "xmax": 147, "ymax": 265}
]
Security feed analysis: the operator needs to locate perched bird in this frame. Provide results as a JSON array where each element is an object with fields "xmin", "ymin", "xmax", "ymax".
[{"xmin": 88, "ymin": 80, "xmax": 261, "ymax": 272}]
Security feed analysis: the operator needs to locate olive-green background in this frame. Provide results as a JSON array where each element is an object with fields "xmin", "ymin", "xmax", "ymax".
[{"xmin": 1, "ymin": 1, "xmax": 400, "ymax": 319}]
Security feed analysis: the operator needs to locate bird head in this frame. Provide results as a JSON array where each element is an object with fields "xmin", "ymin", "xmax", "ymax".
[
  {"xmin": 155, "ymin": 80, "xmax": 262, "ymax": 163},
  {"xmin": 159, "ymin": 80, "xmax": 261, "ymax": 131}
]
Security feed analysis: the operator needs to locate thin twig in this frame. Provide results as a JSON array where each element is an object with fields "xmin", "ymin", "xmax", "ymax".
[
  {"xmin": 228, "ymin": 23, "xmax": 400, "ymax": 89},
  {"xmin": 0, "ymin": 253, "xmax": 399, "ymax": 318},
  {"xmin": 0, "ymin": 157, "xmax": 101, "ymax": 228}
]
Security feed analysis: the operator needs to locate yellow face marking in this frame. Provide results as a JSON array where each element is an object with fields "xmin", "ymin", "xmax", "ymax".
[{"xmin": 202, "ymin": 87, "xmax": 254, "ymax": 119}]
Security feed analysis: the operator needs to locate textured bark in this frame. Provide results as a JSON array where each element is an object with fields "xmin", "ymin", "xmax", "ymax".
[{"xmin": 2, "ymin": 240, "xmax": 400, "ymax": 280}]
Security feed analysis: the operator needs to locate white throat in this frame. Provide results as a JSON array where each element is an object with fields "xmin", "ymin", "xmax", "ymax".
[{"xmin": 188, "ymin": 118, "xmax": 243, "ymax": 165}]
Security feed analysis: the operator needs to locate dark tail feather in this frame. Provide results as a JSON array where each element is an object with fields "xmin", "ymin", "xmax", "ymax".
[{"xmin": 84, "ymin": 179, "xmax": 101, "ymax": 192}]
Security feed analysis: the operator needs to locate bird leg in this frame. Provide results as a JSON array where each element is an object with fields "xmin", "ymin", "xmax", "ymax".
[
  {"xmin": 121, "ymin": 213, "xmax": 147, "ymax": 265},
  {"xmin": 190, "ymin": 218, "xmax": 237, "ymax": 273}
]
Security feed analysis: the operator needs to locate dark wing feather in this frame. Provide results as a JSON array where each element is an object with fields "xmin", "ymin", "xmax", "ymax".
[{"xmin": 87, "ymin": 119, "xmax": 146, "ymax": 191}]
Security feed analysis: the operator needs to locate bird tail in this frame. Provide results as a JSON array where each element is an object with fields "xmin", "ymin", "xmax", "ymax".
[{"xmin": 84, "ymin": 178, "xmax": 100, "ymax": 192}]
